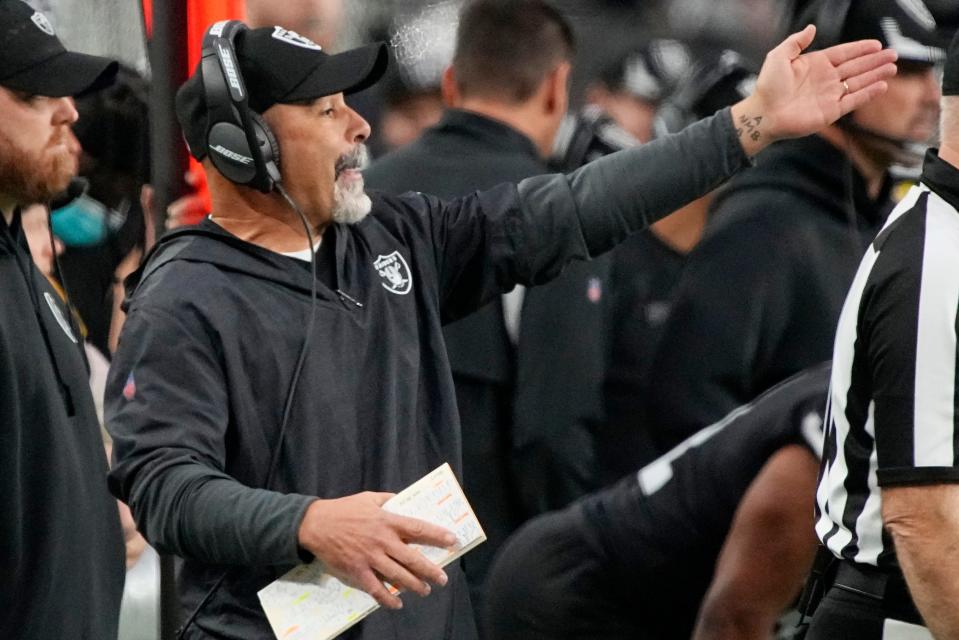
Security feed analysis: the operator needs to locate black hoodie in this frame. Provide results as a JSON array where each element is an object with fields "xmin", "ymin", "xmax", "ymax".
[
  {"xmin": 0, "ymin": 210, "xmax": 125, "ymax": 639},
  {"xmin": 105, "ymin": 109, "xmax": 747, "ymax": 639},
  {"xmin": 646, "ymin": 134, "xmax": 893, "ymax": 451}
]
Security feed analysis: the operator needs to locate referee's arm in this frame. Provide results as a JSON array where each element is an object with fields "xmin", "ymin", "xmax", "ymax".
[
  {"xmin": 882, "ymin": 485, "xmax": 959, "ymax": 636},
  {"xmin": 877, "ymin": 291, "xmax": 959, "ymax": 640},
  {"xmin": 692, "ymin": 445, "xmax": 820, "ymax": 640}
]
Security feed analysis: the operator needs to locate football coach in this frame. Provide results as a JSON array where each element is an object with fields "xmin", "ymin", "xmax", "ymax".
[{"xmin": 105, "ymin": 12, "xmax": 897, "ymax": 640}]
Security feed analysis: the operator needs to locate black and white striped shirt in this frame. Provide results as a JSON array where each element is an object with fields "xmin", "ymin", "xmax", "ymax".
[{"xmin": 816, "ymin": 150, "xmax": 959, "ymax": 568}]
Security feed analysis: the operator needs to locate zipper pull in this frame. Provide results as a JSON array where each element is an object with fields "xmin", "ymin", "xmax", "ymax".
[{"xmin": 336, "ymin": 289, "xmax": 364, "ymax": 308}]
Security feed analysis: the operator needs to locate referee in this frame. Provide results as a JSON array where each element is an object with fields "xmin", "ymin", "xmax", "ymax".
[{"xmin": 808, "ymin": 31, "xmax": 959, "ymax": 639}]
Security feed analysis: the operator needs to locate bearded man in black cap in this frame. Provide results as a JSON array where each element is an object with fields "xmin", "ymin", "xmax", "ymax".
[
  {"xmin": 105, "ymin": 14, "xmax": 896, "ymax": 640},
  {"xmin": 645, "ymin": 0, "xmax": 946, "ymax": 454},
  {"xmin": 808, "ymin": 28, "xmax": 959, "ymax": 640},
  {"xmin": 0, "ymin": 0, "xmax": 122, "ymax": 638}
]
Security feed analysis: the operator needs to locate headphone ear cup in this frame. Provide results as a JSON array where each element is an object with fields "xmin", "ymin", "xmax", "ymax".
[
  {"xmin": 250, "ymin": 111, "xmax": 280, "ymax": 171},
  {"xmin": 207, "ymin": 121, "xmax": 258, "ymax": 185}
]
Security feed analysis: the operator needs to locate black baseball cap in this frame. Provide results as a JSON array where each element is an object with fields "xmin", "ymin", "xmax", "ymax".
[
  {"xmin": 943, "ymin": 29, "xmax": 959, "ymax": 95},
  {"xmin": 0, "ymin": 0, "xmax": 117, "ymax": 97},
  {"xmin": 177, "ymin": 24, "xmax": 389, "ymax": 160}
]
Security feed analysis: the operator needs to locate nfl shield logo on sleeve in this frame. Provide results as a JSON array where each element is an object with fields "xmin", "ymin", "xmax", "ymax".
[
  {"xmin": 122, "ymin": 372, "xmax": 136, "ymax": 401},
  {"xmin": 587, "ymin": 277, "xmax": 603, "ymax": 304},
  {"xmin": 374, "ymin": 251, "xmax": 413, "ymax": 295}
]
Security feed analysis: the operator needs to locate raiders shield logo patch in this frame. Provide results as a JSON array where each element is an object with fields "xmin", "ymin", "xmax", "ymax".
[{"xmin": 374, "ymin": 251, "xmax": 413, "ymax": 295}]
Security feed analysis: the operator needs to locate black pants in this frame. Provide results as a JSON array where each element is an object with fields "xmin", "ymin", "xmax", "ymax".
[
  {"xmin": 482, "ymin": 505, "xmax": 693, "ymax": 640},
  {"xmin": 806, "ymin": 586, "xmax": 930, "ymax": 639}
]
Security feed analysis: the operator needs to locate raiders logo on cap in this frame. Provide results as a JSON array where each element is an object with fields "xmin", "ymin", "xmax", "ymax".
[
  {"xmin": 30, "ymin": 10, "xmax": 54, "ymax": 36},
  {"xmin": 271, "ymin": 26, "xmax": 322, "ymax": 50}
]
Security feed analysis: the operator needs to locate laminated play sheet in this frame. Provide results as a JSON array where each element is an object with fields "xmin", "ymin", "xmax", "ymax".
[{"xmin": 258, "ymin": 463, "xmax": 486, "ymax": 640}]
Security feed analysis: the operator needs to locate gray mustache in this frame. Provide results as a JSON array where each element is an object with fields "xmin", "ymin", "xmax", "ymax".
[{"xmin": 335, "ymin": 145, "xmax": 369, "ymax": 178}]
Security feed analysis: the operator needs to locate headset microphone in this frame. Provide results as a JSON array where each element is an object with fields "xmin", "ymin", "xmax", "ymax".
[{"xmin": 838, "ymin": 118, "xmax": 929, "ymax": 168}]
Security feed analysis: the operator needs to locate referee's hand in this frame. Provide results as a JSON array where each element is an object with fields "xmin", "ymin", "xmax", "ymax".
[{"xmin": 297, "ymin": 492, "xmax": 457, "ymax": 610}]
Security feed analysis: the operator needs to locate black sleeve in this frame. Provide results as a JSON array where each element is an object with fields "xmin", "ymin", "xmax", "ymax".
[
  {"xmin": 106, "ymin": 303, "xmax": 315, "ymax": 566},
  {"xmin": 416, "ymin": 108, "xmax": 749, "ymax": 322}
]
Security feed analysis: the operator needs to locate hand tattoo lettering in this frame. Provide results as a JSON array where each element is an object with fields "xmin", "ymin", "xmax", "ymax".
[{"xmin": 737, "ymin": 114, "xmax": 763, "ymax": 142}]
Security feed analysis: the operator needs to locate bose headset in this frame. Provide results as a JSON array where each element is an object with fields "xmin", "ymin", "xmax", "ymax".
[
  {"xmin": 174, "ymin": 20, "xmax": 321, "ymax": 638},
  {"xmin": 201, "ymin": 20, "xmax": 281, "ymax": 193}
]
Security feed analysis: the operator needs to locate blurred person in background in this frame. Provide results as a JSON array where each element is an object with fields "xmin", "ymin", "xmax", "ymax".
[
  {"xmin": 644, "ymin": 0, "xmax": 945, "ymax": 453},
  {"xmin": 363, "ymin": 1, "xmax": 604, "ymax": 618},
  {"xmin": 552, "ymin": 47, "xmax": 758, "ymax": 478},
  {"xmin": 54, "ymin": 64, "xmax": 151, "ymax": 358},
  {"xmin": 594, "ymin": 51, "xmax": 759, "ymax": 480},
  {"xmin": 484, "ymin": 364, "xmax": 828, "ymax": 640},
  {"xmin": 583, "ymin": 39, "xmax": 691, "ymax": 144},
  {"xmin": 378, "ymin": 72, "xmax": 444, "ymax": 152},
  {"xmin": 0, "ymin": 1, "xmax": 124, "ymax": 638},
  {"xmin": 246, "ymin": 0, "xmax": 344, "ymax": 50},
  {"xmin": 375, "ymin": 1, "xmax": 456, "ymax": 154}
]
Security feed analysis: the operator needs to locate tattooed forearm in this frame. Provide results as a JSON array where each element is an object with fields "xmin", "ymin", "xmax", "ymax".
[
  {"xmin": 729, "ymin": 97, "xmax": 771, "ymax": 157},
  {"xmin": 736, "ymin": 114, "xmax": 764, "ymax": 143}
]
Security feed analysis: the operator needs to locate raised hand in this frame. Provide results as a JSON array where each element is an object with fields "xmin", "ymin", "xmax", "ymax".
[
  {"xmin": 731, "ymin": 24, "xmax": 898, "ymax": 156},
  {"xmin": 297, "ymin": 492, "xmax": 457, "ymax": 610}
]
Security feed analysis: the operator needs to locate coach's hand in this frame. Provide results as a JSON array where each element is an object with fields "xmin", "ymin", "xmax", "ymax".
[
  {"xmin": 297, "ymin": 492, "xmax": 457, "ymax": 610},
  {"xmin": 731, "ymin": 24, "xmax": 898, "ymax": 157}
]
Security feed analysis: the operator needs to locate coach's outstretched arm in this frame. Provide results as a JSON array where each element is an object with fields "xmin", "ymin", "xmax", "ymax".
[
  {"xmin": 732, "ymin": 24, "xmax": 896, "ymax": 157},
  {"xmin": 432, "ymin": 26, "xmax": 897, "ymax": 319},
  {"xmin": 523, "ymin": 25, "xmax": 897, "ymax": 253}
]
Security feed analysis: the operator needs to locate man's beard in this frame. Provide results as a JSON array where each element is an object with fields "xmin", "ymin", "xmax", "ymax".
[
  {"xmin": 0, "ymin": 127, "xmax": 76, "ymax": 205},
  {"xmin": 331, "ymin": 144, "xmax": 372, "ymax": 225}
]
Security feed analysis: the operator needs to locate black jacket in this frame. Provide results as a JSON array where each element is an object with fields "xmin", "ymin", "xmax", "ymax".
[
  {"xmin": 645, "ymin": 134, "xmax": 891, "ymax": 451},
  {"xmin": 0, "ymin": 210, "xmax": 125, "ymax": 639},
  {"xmin": 365, "ymin": 110, "xmax": 544, "ymax": 388},
  {"xmin": 106, "ymin": 109, "xmax": 748, "ymax": 639},
  {"xmin": 366, "ymin": 109, "xmax": 610, "ymax": 514}
]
